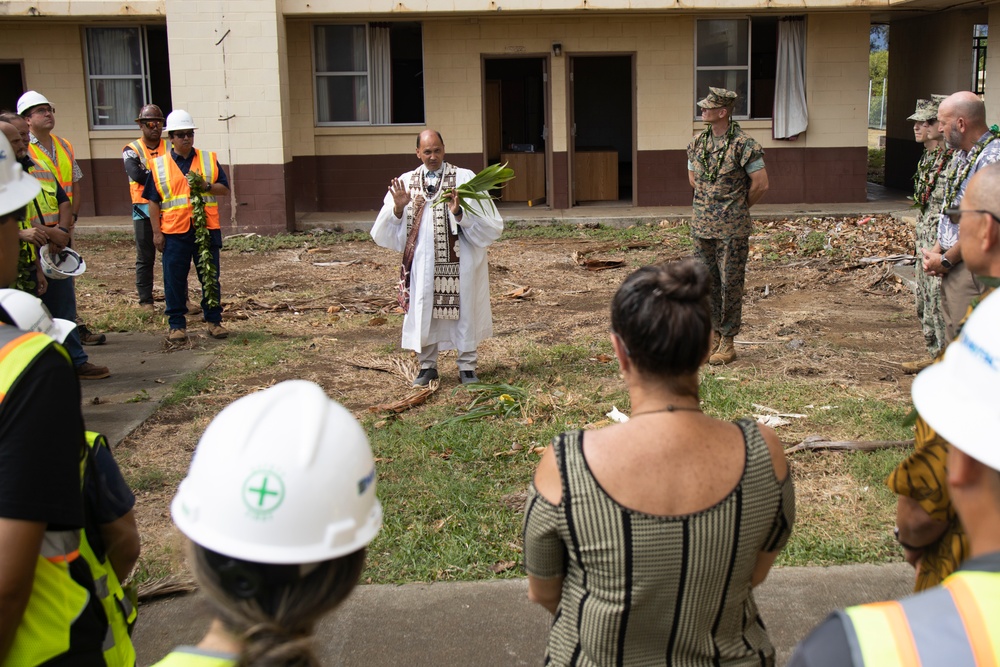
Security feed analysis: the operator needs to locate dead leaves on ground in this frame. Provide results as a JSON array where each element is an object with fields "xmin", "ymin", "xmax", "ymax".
[
  {"xmin": 502, "ymin": 284, "xmax": 536, "ymax": 300},
  {"xmin": 571, "ymin": 240, "xmax": 664, "ymax": 271},
  {"xmin": 751, "ymin": 215, "xmax": 913, "ymax": 266}
]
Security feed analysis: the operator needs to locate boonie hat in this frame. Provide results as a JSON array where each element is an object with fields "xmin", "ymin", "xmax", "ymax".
[
  {"xmin": 912, "ymin": 290, "xmax": 1000, "ymax": 472},
  {"xmin": 697, "ymin": 87, "xmax": 738, "ymax": 109},
  {"xmin": 907, "ymin": 99, "xmax": 936, "ymax": 122}
]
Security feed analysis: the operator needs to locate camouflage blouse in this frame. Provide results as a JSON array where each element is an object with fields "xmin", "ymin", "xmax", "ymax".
[{"xmin": 687, "ymin": 125, "xmax": 765, "ymax": 239}]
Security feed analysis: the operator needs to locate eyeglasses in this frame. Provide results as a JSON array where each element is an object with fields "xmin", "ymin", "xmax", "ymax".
[
  {"xmin": 944, "ymin": 208, "xmax": 1000, "ymax": 226},
  {"xmin": 171, "ymin": 131, "xmax": 194, "ymax": 139},
  {"xmin": 140, "ymin": 120, "xmax": 163, "ymax": 129},
  {"xmin": 30, "ymin": 106, "xmax": 55, "ymax": 116}
]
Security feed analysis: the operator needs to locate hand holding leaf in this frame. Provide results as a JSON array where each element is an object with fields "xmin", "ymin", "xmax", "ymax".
[{"xmin": 433, "ymin": 162, "xmax": 515, "ymax": 218}]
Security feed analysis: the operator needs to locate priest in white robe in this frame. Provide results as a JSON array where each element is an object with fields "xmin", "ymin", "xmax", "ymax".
[{"xmin": 372, "ymin": 130, "xmax": 504, "ymax": 387}]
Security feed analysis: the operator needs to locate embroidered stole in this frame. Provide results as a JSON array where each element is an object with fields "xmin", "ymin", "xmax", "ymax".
[{"xmin": 397, "ymin": 165, "xmax": 461, "ymax": 320}]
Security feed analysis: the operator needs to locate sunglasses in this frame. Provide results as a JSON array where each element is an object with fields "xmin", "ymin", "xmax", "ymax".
[
  {"xmin": 171, "ymin": 131, "xmax": 195, "ymax": 139},
  {"xmin": 944, "ymin": 208, "xmax": 1000, "ymax": 226},
  {"xmin": 140, "ymin": 120, "xmax": 163, "ymax": 129}
]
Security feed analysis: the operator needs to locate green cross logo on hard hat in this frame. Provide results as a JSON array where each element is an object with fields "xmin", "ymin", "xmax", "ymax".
[{"xmin": 242, "ymin": 471, "xmax": 286, "ymax": 517}]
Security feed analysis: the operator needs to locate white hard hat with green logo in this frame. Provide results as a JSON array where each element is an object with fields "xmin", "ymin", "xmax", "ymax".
[{"xmin": 172, "ymin": 380, "xmax": 383, "ymax": 564}]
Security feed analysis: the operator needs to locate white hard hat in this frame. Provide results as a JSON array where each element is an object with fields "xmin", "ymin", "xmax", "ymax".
[
  {"xmin": 16, "ymin": 90, "xmax": 51, "ymax": 116},
  {"xmin": 164, "ymin": 109, "xmax": 197, "ymax": 133},
  {"xmin": 0, "ymin": 289, "xmax": 76, "ymax": 343},
  {"xmin": 172, "ymin": 380, "xmax": 382, "ymax": 564},
  {"xmin": 0, "ymin": 133, "xmax": 41, "ymax": 216},
  {"xmin": 912, "ymin": 289, "xmax": 1000, "ymax": 472},
  {"xmin": 38, "ymin": 245, "xmax": 86, "ymax": 280}
]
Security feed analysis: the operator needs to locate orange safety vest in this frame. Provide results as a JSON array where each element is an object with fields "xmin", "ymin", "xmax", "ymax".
[
  {"xmin": 838, "ymin": 568, "xmax": 1000, "ymax": 666},
  {"xmin": 124, "ymin": 138, "xmax": 167, "ymax": 205},
  {"xmin": 149, "ymin": 149, "xmax": 221, "ymax": 234},
  {"xmin": 28, "ymin": 134, "xmax": 76, "ymax": 205}
]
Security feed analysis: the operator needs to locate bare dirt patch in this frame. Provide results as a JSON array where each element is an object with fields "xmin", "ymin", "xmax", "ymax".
[{"xmin": 77, "ymin": 215, "xmax": 921, "ymax": 580}]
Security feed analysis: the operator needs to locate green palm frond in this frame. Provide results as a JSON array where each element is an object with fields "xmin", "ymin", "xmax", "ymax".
[{"xmin": 434, "ymin": 162, "xmax": 515, "ymax": 218}]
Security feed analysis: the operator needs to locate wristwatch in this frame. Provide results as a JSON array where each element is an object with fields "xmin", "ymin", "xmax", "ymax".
[{"xmin": 940, "ymin": 255, "xmax": 954, "ymax": 271}]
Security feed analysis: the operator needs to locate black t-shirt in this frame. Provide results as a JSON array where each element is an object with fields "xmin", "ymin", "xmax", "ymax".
[
  {"xmin": 0, "ymin": 341, "xmax": 108, "ymax": 665},
  {"xmin": 0, "ymin": 345, "xmax": 85, "ymax": 527}
]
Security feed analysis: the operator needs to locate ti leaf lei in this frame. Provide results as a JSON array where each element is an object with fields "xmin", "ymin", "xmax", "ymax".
[
  {"xmin": 15, "ymin": 239, "xmax": 36, "ymax": 292},
  {"xmin": 186, "ymin": 171, "xmax": 220, "ymax": 309},
  {"xmin": 697, "ymin": 120, "xmax": 740, "ymax": 183},
  {"xmin": 912, "ymin": 145, "xmax": 952, "ymax": 209},
  {"xmin": 943, "ymin": 128, "xmax": 1000, "ymax": 209}
]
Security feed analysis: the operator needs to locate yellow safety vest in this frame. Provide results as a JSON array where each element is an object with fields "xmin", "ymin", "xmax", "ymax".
[
  {"xmin": 149, "ymin": 149, "xmax": 221, "ymax": 234},
  {"xmin": 81, "ymin": 430, "xmax": 138, "ymax": 667},
  {"xmin": 840, "ymin": 568, "xmax": 1000, "ymax": 666},
  {"xmin": 150, "ymin": 648, "xmax": 238, "ymax": 666},
  {"xmin": 24, "ymin": 161, "xmax": 60, "ymax": 228},
  {"xmin": 0, "ymin": 324, "xmax": 100, "ymax": 667},
  {"xmin": 125, "ymin": 138, "xmax": 167, "ymax": 204},
  {"xmin": 28, "ymin": 134, "xmax": 75, "ymax": 205}
]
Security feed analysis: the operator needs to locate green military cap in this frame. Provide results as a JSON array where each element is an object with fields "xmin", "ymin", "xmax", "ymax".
[
  {"xmin": 931, "ymin": 94, "xmax": 949, "ymax": 104},
  {"xmin": 697, "ymin": 87, "xmax": 739, "ymax": 109},
  {"xmin": 907, "ymin": 99, "xmax": 936, "ymax": 122}
]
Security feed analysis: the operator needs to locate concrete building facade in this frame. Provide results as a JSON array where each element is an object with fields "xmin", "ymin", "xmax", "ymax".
[{"xmin": 0, "ymin": 1, "xmax": 992, "ymax": 233}]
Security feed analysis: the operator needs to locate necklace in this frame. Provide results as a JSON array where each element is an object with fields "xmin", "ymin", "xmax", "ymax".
[
  {"xmin": 943, "ymin": 129, "xmax": 1000, "ymax": 209},
  {"xmin": 912, "ymin": 145, "xmax": 951, "ymax": 208},
  {"xmin": 697, "ymin": 121, "xmax": 739, "ymax": 183},
  {"xmin": 630, "ymin": 404, "xmax": 702, "ymax": 417}
]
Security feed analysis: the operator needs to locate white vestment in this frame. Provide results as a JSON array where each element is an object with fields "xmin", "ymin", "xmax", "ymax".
[{"xmin": 372, "ymin": 164, "xmax": 504, "ymax": 353}]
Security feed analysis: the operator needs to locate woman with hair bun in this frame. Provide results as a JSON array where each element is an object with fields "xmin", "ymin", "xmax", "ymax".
[
  {"xmin": 152, "ymin": 380, "xmax": 382, "ymax": 667},
  {"xmin": 523, "ymin": 258, "xmax": 795, "ymax": 666}
]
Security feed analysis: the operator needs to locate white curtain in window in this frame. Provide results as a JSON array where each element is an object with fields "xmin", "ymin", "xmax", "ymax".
[
  {"xmin": 370, "ymin": 24, "xmax": 392, "ymax": 125},
  {"xmin": 774, "ymin": 18, "xmax": 808, "ymax": 139},
  {"xmin": 88, "ymin": 28, "xmax": 144, "ymax": 126}
]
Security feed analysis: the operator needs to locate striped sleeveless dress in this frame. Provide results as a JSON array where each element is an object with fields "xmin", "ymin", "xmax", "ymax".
[{"xmin": 523, "ymin": 418, "xmax": 795, "ymax": 667}]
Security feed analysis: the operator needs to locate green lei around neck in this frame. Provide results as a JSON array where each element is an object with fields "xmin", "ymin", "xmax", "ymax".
[
  {"xmin": 912, "ymin": 145, "xmax": 952, "ymax": 209},
  {"xmin": 943, "ymin": 128, "xmax": 1000, "ymax": 209},
  {"xmin": 186, "ymin": 171, "xmax": 220, "ymax": 309},
  {"xmin": 697, "ymin": 120, "xmax": 740, "ymax": 183}
]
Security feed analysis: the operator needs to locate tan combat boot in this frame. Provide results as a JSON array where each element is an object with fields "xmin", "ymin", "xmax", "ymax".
[{"xmin": 709, "ymin": 336, "xmax": 736, "ymax": 365}]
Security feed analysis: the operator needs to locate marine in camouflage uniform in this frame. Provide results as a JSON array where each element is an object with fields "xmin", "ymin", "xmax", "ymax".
[
  {"xmin": 687, "ymin": 87, "xmax": 769, "ymax": 365},
  {"xmin": 907, "ymin": 97, "xmax": 950, "ymax": 369}
]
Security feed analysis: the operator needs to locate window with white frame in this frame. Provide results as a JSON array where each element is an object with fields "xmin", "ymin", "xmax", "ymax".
[
  {"xmin": 695, "ymin": 18, "xmax": 778, "ymax": 119},
  {"xmin": 85, "ymin": 26, "xmax": 171, "ymax": 129},
  {"xmin": 314, "ymin": 23, "xmax": 424, "ymax": 125}
]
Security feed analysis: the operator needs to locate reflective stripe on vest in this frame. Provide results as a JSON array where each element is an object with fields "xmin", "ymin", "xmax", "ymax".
[
  {"xmin": 29, "ymin": 134, "xmax": 75, "ymax": 204},
  {"xmin": 0, "ymin": 325, "xmax": 91, "ymax": 666},
  {"xmin": 150, "ymin": 148, "xmax": 221, "ymax": 234},
  {"xmin": 79, "ymin": 429, "xmax": 138, "ymax": 667},
  {"xmin": 841, "ymin": 569, "xmax": 1000, "ymax": 666},
  {"xmin": 126, "ymin": 138, "xmax": 168, "ymax": 204},
  {"xmin": 26, "ymin": 163, "xmax": 61, "ymax": 227}
]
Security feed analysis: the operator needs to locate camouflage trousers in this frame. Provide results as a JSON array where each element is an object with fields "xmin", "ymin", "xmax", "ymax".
[
  {"xmin": 692, "ymin": 235, "xmax": 749, "ymax": 337},
  {"xmin": 915, "ymin": 212, "xmax": 946, "ymax": 356}
]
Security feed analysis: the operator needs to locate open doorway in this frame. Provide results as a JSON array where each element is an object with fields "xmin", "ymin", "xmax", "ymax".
[
  {"xmin": 570, "ymin": 55, "xmax": 634, "ymax": 206},
  {"xmin": 483, "ymin": 57, "xmax": 548, "ymax": 207},
  {"xmin": 0, "ymin": 62, "xmax": 25, "ymax": 115}
]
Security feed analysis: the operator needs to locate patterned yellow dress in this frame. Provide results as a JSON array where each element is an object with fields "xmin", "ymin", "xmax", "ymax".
[{"xmin": 887, "ymin": 281, "xmax": 997, "ymax": 591}]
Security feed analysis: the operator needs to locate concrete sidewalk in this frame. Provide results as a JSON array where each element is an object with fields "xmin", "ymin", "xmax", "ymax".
[
  {"xmin": 78, "ymin": 332, "xmax": 217, "ymax": 447},
  {"xmin": 133, "ymin": 563, "xmax": 914, "ymax": 666}
]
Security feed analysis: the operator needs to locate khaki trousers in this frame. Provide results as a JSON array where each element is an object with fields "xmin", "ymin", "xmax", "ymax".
[{"xmin": 941, "ymin": 261, "xmax": 984, "ymax": 342}]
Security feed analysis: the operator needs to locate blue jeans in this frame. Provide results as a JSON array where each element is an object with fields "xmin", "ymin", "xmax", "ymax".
[
  {"xmin": 39, "ymin": 275, "xmax": 87, "ymax": 367},
  {"xmin": 162, "ymin": 228, "xmax": 223, "ymax": 331}
]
